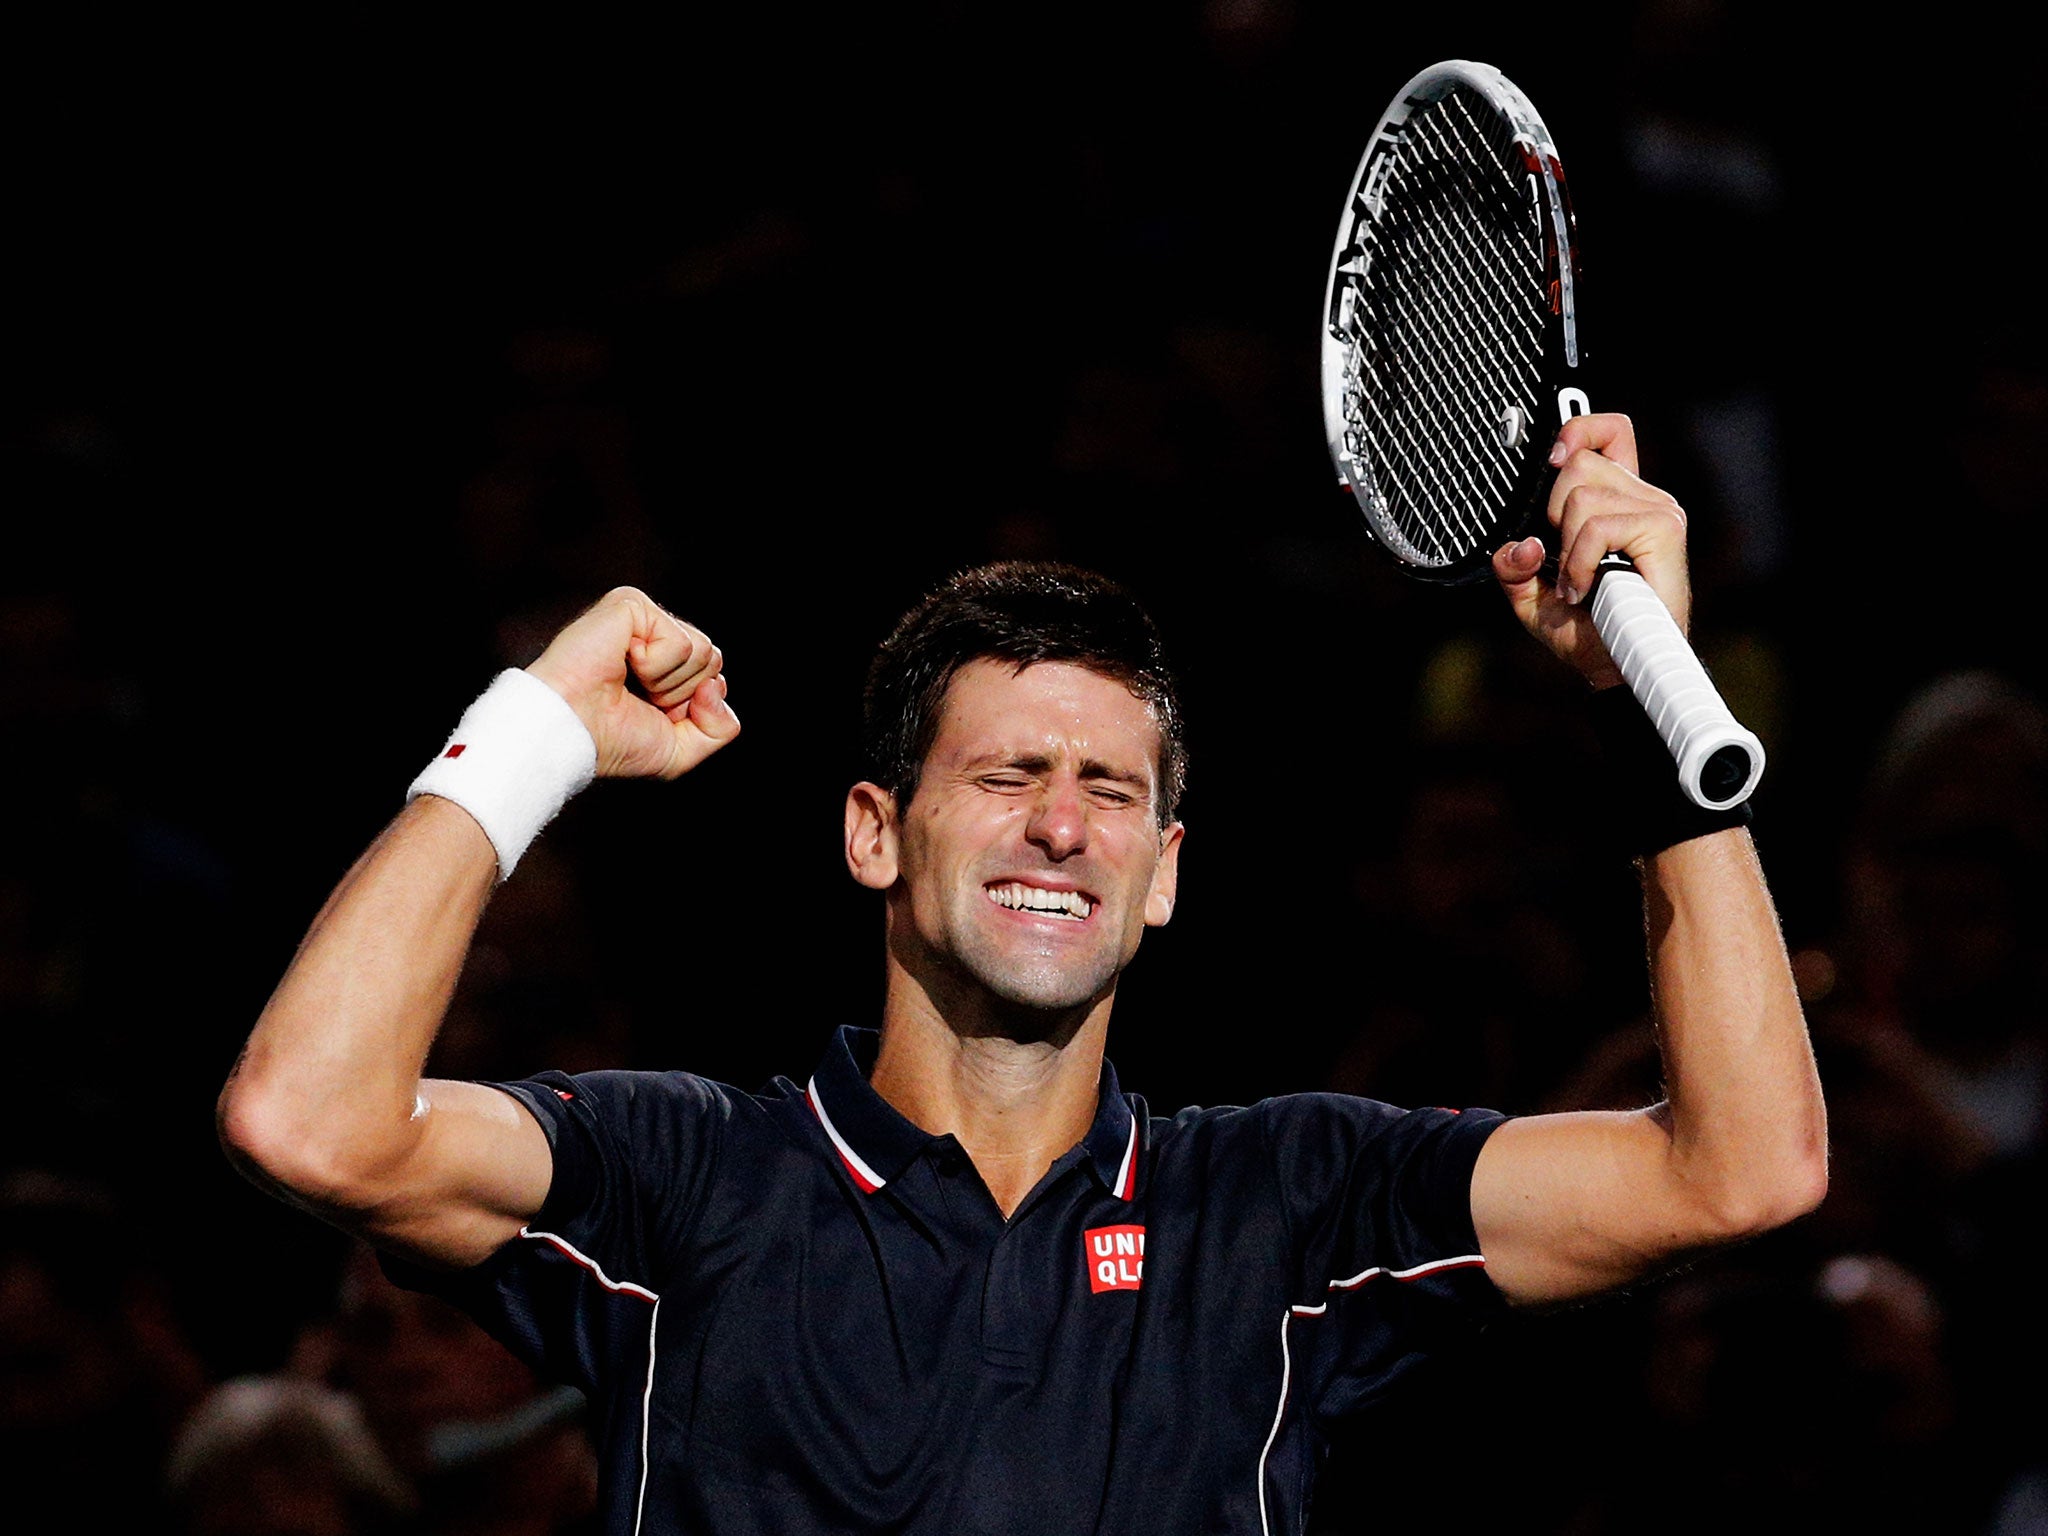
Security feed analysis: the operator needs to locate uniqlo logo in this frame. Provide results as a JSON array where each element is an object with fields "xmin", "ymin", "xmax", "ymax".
[{"xmin": 1085, "ymin": 1224, "xmax": 1145, "ymax": 1293}]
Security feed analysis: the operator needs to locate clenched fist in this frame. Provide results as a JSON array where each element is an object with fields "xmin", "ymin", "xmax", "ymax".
[{"xmin": 526, "ymin": 587, "xmax": 741, "ymax": 780}]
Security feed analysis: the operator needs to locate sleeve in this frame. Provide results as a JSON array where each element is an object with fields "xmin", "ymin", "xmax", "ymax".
[
  {"xmin": 1259, "ymin": 1091, "xmax": 1509, "ymax": 1323},
  {"xmin": 383, "ymin": 1067, "xmax": 735, "ymax": 1394},
  {"xmin": 496, "ymin": 1067, "xmax": 733, "ymax": 1281}
]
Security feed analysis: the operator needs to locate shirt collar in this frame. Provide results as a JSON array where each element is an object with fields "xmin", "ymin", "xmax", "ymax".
[{"xmin": 805, "ymin": 1025, "xmax": 1141, "ymax": 1200}]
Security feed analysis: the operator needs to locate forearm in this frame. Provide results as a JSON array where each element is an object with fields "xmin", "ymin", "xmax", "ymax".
[
  {"xmin": 1642, "ymin": 826, "xmax": 1827, "ymax": 1230},
  {"xmin": 219, "ymin": 794, "xmax": 499, "ymax": 1208},
  {"xmin": 1472, "ymin": 825, "xmax": 1827, "ymax": 1304}
]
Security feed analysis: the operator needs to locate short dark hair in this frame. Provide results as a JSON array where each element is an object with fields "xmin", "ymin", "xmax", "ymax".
[{"xmin": 862, "ymin": 562, "xmax": 1187, "ymax": 823}]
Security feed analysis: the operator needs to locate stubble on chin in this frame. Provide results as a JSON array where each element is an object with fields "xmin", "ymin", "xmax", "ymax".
[{"xmin": 932, "ymin": 898, "xmax": 1125, "ymax": 1035}]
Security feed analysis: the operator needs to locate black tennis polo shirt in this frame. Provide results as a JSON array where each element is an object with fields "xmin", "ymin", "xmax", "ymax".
[{"xmin": 407, "ymin": 1027, "xmax": 1507, "ymax": 1536}]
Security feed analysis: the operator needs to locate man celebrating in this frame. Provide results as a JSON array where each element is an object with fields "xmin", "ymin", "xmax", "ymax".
[{"xmin": 221, "ymin": 414, "xmax": 1827, "ymax": 1534}]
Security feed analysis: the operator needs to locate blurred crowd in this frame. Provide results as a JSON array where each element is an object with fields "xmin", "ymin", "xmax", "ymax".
[{"xmin": 7, "ymin": 1, "xmax": 2048, "ymax": 1531}]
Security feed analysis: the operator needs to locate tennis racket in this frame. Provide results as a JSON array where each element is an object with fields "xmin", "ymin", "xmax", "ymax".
[{"xmin": 1319, "ymin": 59, "xmax": 1764, "ymax": 810}]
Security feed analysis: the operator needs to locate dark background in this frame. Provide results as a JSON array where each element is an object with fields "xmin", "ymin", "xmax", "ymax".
[{"xmin": 8, "ymin": 3, "xmax": 2048, "ymax": 1530}]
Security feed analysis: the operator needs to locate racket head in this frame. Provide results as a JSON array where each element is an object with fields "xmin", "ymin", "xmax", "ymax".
[{"xmin": 1321, "ymin": 59, "xmax": 1586, "ymax": 585}]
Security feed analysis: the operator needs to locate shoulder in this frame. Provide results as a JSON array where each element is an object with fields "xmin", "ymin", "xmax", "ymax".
[
  {"xmin": 1151, "ymin": 1093, "xmax": 1506, "ymax": 1208},
  {"xmin": 492, "ymin": 1068, "xmax": 809, "ymax": 1194},
  {"xmin": 500, "ymin": 1067, "xmax": 797, "ymax": 1133},
  {"xmin": 1150, "ymin": 1091, "xmax": 1452, "ymax": 1146}
]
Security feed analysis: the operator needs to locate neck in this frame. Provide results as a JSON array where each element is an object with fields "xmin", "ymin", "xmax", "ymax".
[{"xmin": 871, "ymin": 975, "xmax": 1110, "ymax": 1218}]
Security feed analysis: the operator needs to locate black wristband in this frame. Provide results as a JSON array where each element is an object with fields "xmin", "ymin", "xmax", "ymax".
[{"xmin": 1586, "ymin": 685, "xmax": 1753, "ymax": 858}]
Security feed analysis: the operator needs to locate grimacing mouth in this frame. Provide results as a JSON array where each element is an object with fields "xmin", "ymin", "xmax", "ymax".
[{"xmin": 984, "ymin": 880, "xmax": 1095, "ymax": 921}]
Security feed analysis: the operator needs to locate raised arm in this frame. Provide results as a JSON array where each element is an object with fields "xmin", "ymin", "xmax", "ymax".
[
  {"xmin": 1468, "ymin": 416, "xmax": 1827, "ymax": 1306},
  {"xmin": 217, "ymin": 587, "xmax": 740, "ymax": 1269}
]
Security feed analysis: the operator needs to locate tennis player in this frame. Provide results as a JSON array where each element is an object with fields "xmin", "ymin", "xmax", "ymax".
[{"xmin": 221, "ymin": 413, "xmax": 1826, "ymax": 1535}]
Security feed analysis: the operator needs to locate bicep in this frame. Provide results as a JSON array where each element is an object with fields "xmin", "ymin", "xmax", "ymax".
[
  {"xmin": 1471, "ymin": 1106, "xmax": 1713, "ymax": 1306},
  {"xmin": 350, "ymin": 1079, "xmax": 555, "ymax": 1271}
]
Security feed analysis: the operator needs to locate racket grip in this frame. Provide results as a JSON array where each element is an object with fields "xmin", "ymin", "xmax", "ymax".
[{"xmin": 1588, "ymin": 567, "xmax": 1764, "ymax": 810}]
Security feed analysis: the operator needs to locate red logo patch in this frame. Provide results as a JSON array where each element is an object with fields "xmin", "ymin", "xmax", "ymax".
[
  {"xmin": 1085, "ymin": 1224, "xmax": 1145, "ymax": 1293},
  {"xmin": 444, "ymin": 744, "xmax": 467, "ymax": 758}
]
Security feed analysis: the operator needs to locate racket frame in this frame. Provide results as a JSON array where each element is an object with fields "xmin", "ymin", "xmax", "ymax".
[{"xmin": 1321, "ymin": 58, "xmax": 1587, "ymax": 586}]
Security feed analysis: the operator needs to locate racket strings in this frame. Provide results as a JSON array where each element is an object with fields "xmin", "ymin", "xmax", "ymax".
[
  {"xmin": 1417, "ymin": 123, "xmax": 1540, "ymax": 387},
  {"xmin": 1384, "ymin": 123, "xmax": 1539, "ymax": 525},
  {"xmin": 1371, "ymin": 113, "xmax": 1540, "ymax": 550},
  {"xmin": 1332, "ymin": 84, "xmax": 1554, "ymax": 568},
  {"xmin": 1377, "ymin": 226, "xmax": 1525, "ymax": 508},
  {"xmin": 1432, "ymin": 93, "xmax": 1550, "ymax": 325},
  {"xmin": 1353, "ymin": 316, "xmax": 1500, "ymax": 556},
  {"xmin": 1341, "ymin": 251, "xmax": 1512, "ymax": 562},
  {"xmin": 1345, "ymin": 223, "xmax": 1500, "ymax": 561},
  {"xmin": 1394, "ymin": 122, "xmax": 1545, "ymax": 380}
]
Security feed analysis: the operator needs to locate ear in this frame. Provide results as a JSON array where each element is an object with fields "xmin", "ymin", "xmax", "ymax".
[
  {"xmin": 1143, "ymin": 821, "xmax": 1184, "ymax": 927},
  {"xmin": 844, "ymin": 782, "xmax": 901, "ymax": 890}
]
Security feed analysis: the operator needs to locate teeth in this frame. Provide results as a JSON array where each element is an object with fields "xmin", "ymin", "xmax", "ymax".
[{"xmin": 987, "ymin": 882, "xmax": 1091, "ymax": 920}]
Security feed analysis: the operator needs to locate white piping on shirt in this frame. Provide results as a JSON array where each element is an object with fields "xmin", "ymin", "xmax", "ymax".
[
  {"xmin": 1257, "ymin": 1253, "xmax": 1486, "ymax": 1536},
  {"xmin": 521, "ymin": 1227, "xmax": 660, "ymax": 1536}
]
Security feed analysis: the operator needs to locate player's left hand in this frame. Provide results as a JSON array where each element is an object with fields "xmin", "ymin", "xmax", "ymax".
[{"xmin": 1491, "ymin": 412, "xmax": 1691, "ymax": 691}]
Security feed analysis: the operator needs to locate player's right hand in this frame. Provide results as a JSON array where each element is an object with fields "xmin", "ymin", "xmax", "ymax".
[{"xmin": 525, "ymin": 587, "xmax": 741, "ymax": 780}]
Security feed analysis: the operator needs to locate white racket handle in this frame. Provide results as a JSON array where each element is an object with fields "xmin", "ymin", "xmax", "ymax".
[{"xmin": 1589, "ymin": 566, "xmax": 1764, "ymax": 810}]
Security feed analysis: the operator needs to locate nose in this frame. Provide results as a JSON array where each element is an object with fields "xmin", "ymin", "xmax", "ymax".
[{"xmin": 1025, "ymin": 777, "xmax": 1089, "ymax": 861}]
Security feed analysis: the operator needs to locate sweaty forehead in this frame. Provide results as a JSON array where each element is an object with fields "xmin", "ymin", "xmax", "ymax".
[{"xmin": 931, "ymin": 659, "xmax": 1162, "ymax": 770}]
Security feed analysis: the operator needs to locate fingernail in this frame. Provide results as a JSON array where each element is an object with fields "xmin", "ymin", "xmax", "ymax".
[
  {"xmin": 1559, "ymin": 581, "xmax": 1579, "ymax": 605},
  {"xmin": 1548, "ymin": 440, "xmax": 1569, "ymax": 467}
]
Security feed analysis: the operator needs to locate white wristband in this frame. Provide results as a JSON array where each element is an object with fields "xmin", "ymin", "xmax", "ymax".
[{"xmin": 407, "ymin": 670, "xmax": 598, "ymax": 880}]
